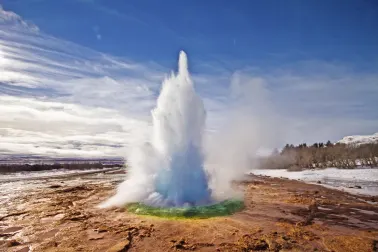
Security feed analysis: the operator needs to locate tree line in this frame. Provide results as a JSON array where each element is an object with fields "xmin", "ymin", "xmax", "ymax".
[{"xmin": 260, "ymin": 141, "xmax": 378, "ymax": 170}]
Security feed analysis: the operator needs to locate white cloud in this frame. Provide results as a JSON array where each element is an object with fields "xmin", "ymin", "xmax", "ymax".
[
  {"xmin": 0, "ymin": 4, "xmax": 377, "ymax": 159},
  {"xmin": 0, "ymin": 95, "xmax": 150, "ymax": 157},
  {"xmin": 0, "ymin": 6, "xmax": 160, "ymax": 158},
  {"xmin": 0, "ymin": 5, "xmax": 39, "ymax": 32},
  {"xmin": 92, "ymin": 25, "xmax": 102, "ymax": 40}
]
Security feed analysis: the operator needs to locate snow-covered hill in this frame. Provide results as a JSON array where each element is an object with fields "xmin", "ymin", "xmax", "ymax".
[{"xmin": 337, "ymin": 132, "xmax": 378, "ymax": 145}]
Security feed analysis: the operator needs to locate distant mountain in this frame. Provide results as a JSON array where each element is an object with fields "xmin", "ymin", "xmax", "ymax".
[{"xmin": 337, "ymin": 132, "xmax": 378, "ymax": 145}]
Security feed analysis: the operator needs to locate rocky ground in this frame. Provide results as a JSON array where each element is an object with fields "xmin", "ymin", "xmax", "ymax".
[{"xmin": 1, "ymin": 170, "xmax": 378, "ymax": 252}]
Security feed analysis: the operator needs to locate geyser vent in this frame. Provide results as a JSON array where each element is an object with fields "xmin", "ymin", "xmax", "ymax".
[{"xmin": 126, "ymin": 199, "xmax": 244, "ymax": 219}]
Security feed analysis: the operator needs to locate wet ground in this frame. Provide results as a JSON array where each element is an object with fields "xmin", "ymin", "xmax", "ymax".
[{"xmin": 1, "ymin": 169, "xmax": 378, "ymax": 252}]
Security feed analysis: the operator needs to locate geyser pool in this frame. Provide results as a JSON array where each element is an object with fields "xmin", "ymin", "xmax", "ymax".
[
  {"xmin": 101, "ymin": 51, "xmax": 243, "ymax": 216},
  {"xmin": 126, "ymin": 199, "xmax": 244, "ymax": 219}
]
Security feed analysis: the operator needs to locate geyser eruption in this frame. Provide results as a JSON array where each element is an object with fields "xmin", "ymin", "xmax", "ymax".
[
  {"xmin": 102, "ymin": 51, "xmax": 212, "ymax": 208},
  {"xmin": 149, "ymin": 51, "xmax": 211, "ymax": 206}
]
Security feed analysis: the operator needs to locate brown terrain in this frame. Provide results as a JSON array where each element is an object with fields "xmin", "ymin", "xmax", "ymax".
[{"xmin": 1, "ymin": 170, "xmax": 378, "ymax": 252}]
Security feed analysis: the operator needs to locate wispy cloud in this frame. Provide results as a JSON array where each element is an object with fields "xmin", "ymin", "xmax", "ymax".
[
  {"xmin": 92, "ymin": 25, "xmax": 101, "ymax": 40},
  {"xmin": 0, "ymin": 4, "xmax": 377, "ymax": 158},
  {"xmin": 77, "ymin": 0, "xmax": 149, "ymax": 27},
  {"xmin": 0, "ymin": 5, "xmax": 163, "ymax": 157},
  {"xmin": 0, "ymin": 5, "xmax": 39, "ymax": 32}
]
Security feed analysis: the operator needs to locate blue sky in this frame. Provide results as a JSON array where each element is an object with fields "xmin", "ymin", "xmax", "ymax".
[
  {"xmin": 3, "ymin": 0, "xmax": 378, "ymax": 70},
  {"xmin": 0, "ymin": 1, "xmax": 378, "ymax": 157}
]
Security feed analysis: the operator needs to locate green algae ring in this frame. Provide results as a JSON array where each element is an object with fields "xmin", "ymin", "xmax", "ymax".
[{"xmin": 126, "ymin": 199, "xmax": 244, "ymax": 219}]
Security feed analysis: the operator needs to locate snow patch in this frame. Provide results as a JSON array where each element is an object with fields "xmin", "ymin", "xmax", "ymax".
[
  {"xmin": 250, "ymin": 168, "xmax": 378, "ymax": 196},
  {"xmin": 337, "ymin": 132, "xmax": 378, "ymax": 145}
]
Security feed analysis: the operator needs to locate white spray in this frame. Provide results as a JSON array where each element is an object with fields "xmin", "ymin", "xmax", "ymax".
[{"xmin": 101, "ymin": 51, "xmax": 212, "ymax": 207}]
